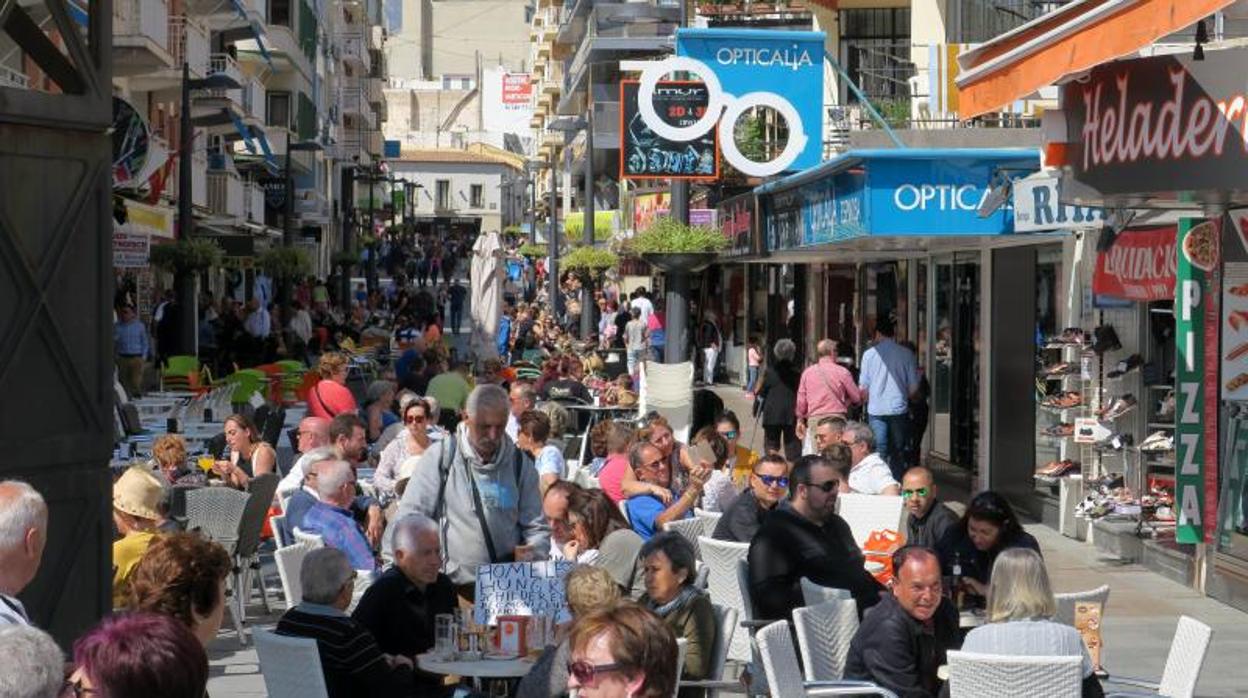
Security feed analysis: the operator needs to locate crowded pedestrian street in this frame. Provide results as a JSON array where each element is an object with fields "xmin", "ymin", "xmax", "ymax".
[{"xmin": 6, "ymin": 0, "xmax": 1248, "ymax": 697}]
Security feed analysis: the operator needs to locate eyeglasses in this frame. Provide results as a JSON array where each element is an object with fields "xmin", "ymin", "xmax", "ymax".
[
  {"xmin": 719, "ymin": 430, "xmax": 739, "ymax": 439},
  {"xmin": 901, "ymin": 487, "xmax": 930, "ymax": 499},
  {"xmin": 804, "ymin": 480, "xmax": 840, "ymax": 493},
  {"xmin": 755, "ymin": 474, "xmax": 789, "ymax": 488},
  {"xmin": 61, "ymin": 679, "xmax": 97, "ymax": 697},
  {"xmin": 567, "ymin": 661, "xmax": 625, "ymax": 686},
  {"xmin": 405, "ymin": 415, "xmax": 427, "ymax": 424},
  {"xmin": 640, "ymin": 458, "xmax": 664, "ymax": 470}
]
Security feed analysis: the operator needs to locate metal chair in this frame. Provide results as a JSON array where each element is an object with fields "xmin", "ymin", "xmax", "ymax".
[
  {"xmin": 699, "ymin": 536, "xmax": 753, "ymax": 663},
  {"xmin": 800, "ymin": 577, "xmax": 852, "ymax": 607},
  {"xmin": 793, "ymin": 598, "xmax": 859, "ymax": 682},
  {"xmin": 233, "ymin": 473, "xmax": 280, "ymax": 629},
  {"xmin": 253, "ymin": 629, "xmax": 329, "ymax": 698},
  {"xmin": 664, "ymin": 516, "xmax": 706, "ymax": 559},
  {"xmin": 946, "ymin": 651, "xmax": 1083, "ymax": 698},
  {"xmin": 274, "ymin": 542, "xmax": 317, "ymax": 609},
  {"xmin": 1104, "ymin": 615, "xmax": 1213, "ymax": 698},
  {"xmin": 755, "ymin": 620, "xmax": 897, "ymax": 697},
  {"xmin": 184, "ymin": 486, "xmax": 250, "ymax": 643}
]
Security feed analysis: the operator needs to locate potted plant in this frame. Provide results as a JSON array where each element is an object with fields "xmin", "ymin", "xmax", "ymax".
[
  {"xmin": 626, "ymin": 216, "xmax": 727, "ymax": 273},
  {"xmin": 331, "ymin": 249, "xmax": 360, "ymax": 268},
  {"xmin": 148, "ymin": 237, "xmax": 223, "ymax": 274},
  {"xmin": 561, "ymin": 245, "xmax": 619, "ymax": 282},
  {"xmin": 518, "ymin": 243, "xmax": 548, "ymax": 259},
  {"xmin": 257, "ymin": 246, "xmax": 312, "ymax": 281}
]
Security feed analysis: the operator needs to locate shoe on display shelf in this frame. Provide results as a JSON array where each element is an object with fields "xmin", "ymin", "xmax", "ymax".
[
  {"xmin": 1041, "ymin": 423, "xmax": 1075, "ymax": 437},
  {"xmin": 1106, "ymin": 354, "xmax": 1144, "ymax": 379},
  {"xmin": 1097, "ymin": 394, "xmax": 1137, "ymax": 420},
  {"xmin": 1044, "ymin": 328, "xmax": 1088, "ymax": 348},
  {"xmin": 1041, "ymin": 391, "xmax": 1083, "ymax": 409},
  {"xmin": 1155, "ymin": 391, "xmax": 1175, "ymax": 420},
  {"xmin": 1139, "ymin": 431, "xmax": 1175, "ymax": 452},
  {"xmin": 1043, "ymin": 361, "xmax": 1080, "ymax": 377}
]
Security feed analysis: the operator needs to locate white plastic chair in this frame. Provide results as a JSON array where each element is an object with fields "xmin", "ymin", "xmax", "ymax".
[
  {"xmin": 1055, "ymin": 584, "xmax": 1110, "ymax": 626},
  {"xmin": 639, "ymin": 361, "xmax": 694, "ymax": 443},
  {"xmin": 271, "ymin": 514, "xmax": 289, "ymax": 548},
  {"xmin": 694, "ymin": 507, "xmax": 723, "ymax": 533},
  {"xmin": 253, "ymin": 629, "xmax": 329, "ymax": 698},
  {"xmin": 273, "ymin": 541, "xmax": 317, "ymax": 609},
  {"xmin": 756, "ymin": 620, "xmax": 898, "ymax": 697},
  {"xmin": 801, "ymin": 577, "xmax": 852, "ymax": 607},
  {"xmin": 794, "ymin": 598, "xmax": 859, "ymax": 682},
  {"xmin": 664, "ymin": 516, "xmax": 706, "ymax": 559},
  {"xmin": 1104, "ymin": 615, "xmax": 1212, "ymax": 698},
  {"xmin": 292, "ymin": 527, "xmax": 325, "ymax": 548},
  {"xmin": 698, "ymin": 536, "xmax": 752, "ymax": 663},
  {"xmin": 674, "ymin": 638, "xmax": 688, "ymax": 698},
  {"xmin": 946, "ymin": 651, "xmax": 1082, "ymax": 698},
  {"xmin": 835, "ymin": 493, "xmax": 905, "ymax": 548},
  {"xmin": 679, "ymin": 605, "xmax": 740, "ymax": 698}
]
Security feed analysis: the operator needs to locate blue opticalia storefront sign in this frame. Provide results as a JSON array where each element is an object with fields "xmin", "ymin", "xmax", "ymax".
[
  {"xmin": 758, "ymin": 149, "xmax": 1041, "ymax": 252},
  {"xmin": 676, "ymin": 29, "xmax": 825, "ymax": 173}
]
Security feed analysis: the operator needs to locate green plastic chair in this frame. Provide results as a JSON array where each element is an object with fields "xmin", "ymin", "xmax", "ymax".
[
  {"xmin": 275, "ymin": 360, "xmax": 306, "ymax": 404},
  {"xmin": 225, "ymin": 369, "xmax": 268, "ymax": 406},
  {"xmin": 164, "ymin": 355, "xmax": 200, "ymax": 375}
]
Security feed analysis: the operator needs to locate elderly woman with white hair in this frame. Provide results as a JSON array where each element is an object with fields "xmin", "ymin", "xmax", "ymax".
[
  {"xmin": 385, "ymin": 384, "xmax": 550, "ymax": 601},
  {"xmin": 961, "ymin": 548, "xmax": 1104, "ymax": 697},
  {"xmin": 274, "ymin": 547, "xmax": 415, "ymax": 696},
  {"xmin": 757, "ymin": 338, "xmax": 802, "ymax": 462},
  {"xmin": 353, "ymin": 514, "xmax": 455, "ymax": 695}
]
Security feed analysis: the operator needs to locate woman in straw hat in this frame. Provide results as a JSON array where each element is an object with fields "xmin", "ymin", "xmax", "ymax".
[{"xmin": 111, "ymin": 467, "xmax": 166, "ymax": 608}]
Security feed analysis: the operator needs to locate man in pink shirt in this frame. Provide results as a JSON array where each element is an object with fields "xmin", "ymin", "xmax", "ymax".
[{"xmin": 795, "ymin": 339, "xmax": 862, "ymax": 453}]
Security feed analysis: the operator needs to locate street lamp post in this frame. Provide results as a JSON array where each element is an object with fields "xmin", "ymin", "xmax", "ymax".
[
  {"xmin": 177, "ymin": 62, "xmax": 240, "ymax": 359},
  {"xmin": 581, "ymin": 70, "xmax": 596, "ymax": 341},
  {"xmin": 281, "ymin": 135, "xmax": 322, "ymax": 315},
  {"xmin": 546, "ymin": 116, "xmax": 588, "ymax": 331}
]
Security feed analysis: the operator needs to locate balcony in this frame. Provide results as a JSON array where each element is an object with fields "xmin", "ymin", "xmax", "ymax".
[
  {"xmin": 243, "ymin": 181, "xmax": 265, "ymax": 225},
  {"xmin": 340, "ymin": 86, "xmax": 367, "ymax": 117},
  {"xmin": 207, "ymin": 170, "xmax": 246, "ymax": 219},
  {"xmin": 168, "ymin": 15, "xmax": 210, "ymax": 77},
  {"xmin": 240, "ymin": 75, "xmax": 266, "ymax": 120},
  {"xmin": 339, "ymin": 32, "xmax": 370, "ymax": 71},
  {"xmin": 207, "ymin": 53, "xmax": 244, "ymax": 95},
  {"xmin": 113, "ymin": 0, "xmax": 174, "ymax": 76}
]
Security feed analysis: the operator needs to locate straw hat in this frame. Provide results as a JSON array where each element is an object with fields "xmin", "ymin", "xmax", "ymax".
[{"xmin": 113, "ymin": 467, "xmax": 165, "ymax": 521}]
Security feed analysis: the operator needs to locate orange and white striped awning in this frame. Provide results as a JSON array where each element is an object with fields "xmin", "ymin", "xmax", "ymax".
[{"xmin": 955, "ymin": 0, "xmax": 1240, "ymax": 119}]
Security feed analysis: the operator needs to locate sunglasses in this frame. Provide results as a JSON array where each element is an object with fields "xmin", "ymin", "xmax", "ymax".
[
  {"xmin": 405, "ymin": 415, "xmax": 427, "ymax": 424},
  {"xmin": 901, "ymin": 487, "xmax": 930, "ymax": 499},
  {"xmin": 719, "ymin": 430, "xmax": 739, "ymax": 439},
  {"xmin": 804, "ymin": 480, "xmax": 840, "ymax": 493},
  {"xmin": 567, "ymin": 661, "xmax": 625, "ymax": 686},
  {"xmin": 755, "ymin": 474, "xmax": 789, "ymax": 488}
]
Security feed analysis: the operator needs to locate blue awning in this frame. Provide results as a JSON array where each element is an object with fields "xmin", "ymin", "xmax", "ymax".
[
  {"xmin": 256, "ymin": 132, "xmax": 280, "ymax": 175},
  {"xmin": 68, "ymin": 0, "xmax": 88, "ymax": 27},
  {"xmin": 754, "ymin": 148, "xmax": 1042, "ymax": 251},
  {"xmin": 227, "ymin": 0, "xmax": 274, "ymax": 67},
  {"xmin": 229, "ymin": 111, "xmax": 257, "ymax": 154}
]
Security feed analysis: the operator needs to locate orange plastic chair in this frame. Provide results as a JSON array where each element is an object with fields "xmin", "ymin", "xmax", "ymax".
[{"xmin": 295, "ymin": 372, "xmax": 322, "ymax": 402}]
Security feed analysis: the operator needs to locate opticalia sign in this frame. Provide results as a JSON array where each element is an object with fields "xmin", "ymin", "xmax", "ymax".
[
  {"xmin": 867, "ymin": 156, "xmax": 1025, "ymax": 235},
  {"xmin": 628, "ymin": 29, "xmax": 824, "ymax": 178}
]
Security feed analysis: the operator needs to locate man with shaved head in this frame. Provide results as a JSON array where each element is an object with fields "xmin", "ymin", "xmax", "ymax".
[
  {"xmin": 901, "ymin": 466, "xmax": 958, "ymax": 550},
  {"xmin": 277, "ymin": 416, "xmax": 332, "ymax": 497}
]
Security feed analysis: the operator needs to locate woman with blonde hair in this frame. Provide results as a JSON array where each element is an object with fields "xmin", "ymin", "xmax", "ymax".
[
  {"xmin": 516, "ymin": 565, "xmax": 622, "ymax": 698},
  {"xmin": 307, "ymin": 351, "xmax": 357, "ymax": 419},
  {"xmin": 961, "ymin": 547, "xmax": 1103, "ymax": 697}
]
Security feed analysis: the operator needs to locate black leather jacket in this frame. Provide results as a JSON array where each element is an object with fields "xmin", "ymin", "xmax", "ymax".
[{"xmin": 844, "ymin": 593, "xmax": 960, "ymax": 698}]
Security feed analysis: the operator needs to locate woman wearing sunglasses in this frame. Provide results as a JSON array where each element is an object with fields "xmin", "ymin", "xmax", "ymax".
[
  {"xmin": 715, "ymin": 411, "xmax": 759, "ymax": 492},
  {"xmin": 373, "ymin": 398, "xmax": 434, "ymax": 503},
  {"xmin": 566, "ymin": 603, "xmax": 679, "ymax": 698},
  {"xmin": 516, "ymin": 565, "xmax": 621, "ymax": 698}
]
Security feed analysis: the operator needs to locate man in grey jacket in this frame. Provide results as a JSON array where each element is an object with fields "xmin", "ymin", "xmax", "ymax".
[{"xmin": 385, "ymin": 384, "xmax": 549, "ymax": 598}]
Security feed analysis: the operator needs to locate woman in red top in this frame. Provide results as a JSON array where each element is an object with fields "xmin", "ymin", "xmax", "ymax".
[{"xmin": 307, "ymin": 351, "xmax": 357, "ymax": 419}]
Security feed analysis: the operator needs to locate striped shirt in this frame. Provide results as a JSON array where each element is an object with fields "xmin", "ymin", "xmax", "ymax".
[
  {"xmin": 961, "ymin": 619, "xmax": 1095, "ymax": 677},
  {"xmin": 275, "ymin": 603, "xmax": 413, "ymax": 697}
]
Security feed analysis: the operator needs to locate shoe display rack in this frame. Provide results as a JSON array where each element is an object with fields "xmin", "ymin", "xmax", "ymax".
[{"xmin": 1035, "ymin": 334, "xmax": 1097, "ymax": 513}]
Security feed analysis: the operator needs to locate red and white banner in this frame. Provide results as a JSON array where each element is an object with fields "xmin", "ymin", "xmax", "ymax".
[{"xmin": 1092, "ymin": 226, "xmax": 1177, "ymax": 301}]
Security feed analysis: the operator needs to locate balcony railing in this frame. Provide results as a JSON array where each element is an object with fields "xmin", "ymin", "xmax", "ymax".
[
  {"xmin": 340, "ymin": 86, "xmax": 366, "ymax": 116},
  {"xmin": 244, "ymin": 181, "xmax": 265, "ymax": 224},
  {"xmin": 113, "ymin": 0, "xmax": 173, "ymax": 67},
  {"xmin": 168, "ymin": 14, "xmax": 209, "ymax": 76},
  {"xmin": 207, "ymin": 170, "xmax": 245, "ymax": 219},
  {"xmin": 339, "ymin": 32, "xmax": 370, "ymax": 71},
  {"xmin": 207, "ymin": 53, "xmax": 243, "ymax": 98}
]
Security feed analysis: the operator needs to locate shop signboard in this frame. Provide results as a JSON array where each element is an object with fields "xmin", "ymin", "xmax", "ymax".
[
  {"xmin": 763, "ymin": 187, "xmax": 802, "ymax": 252},
  {"xmin": 620, "ymin": 80, "xmax": 718, "ymax": 180},
  {"xmin": 112, "ymin": 231, "xmax": 149, "ymax": 268},
  {"xmin": 1013, "ymin": 176, "xmax": 1104, "ymax": 232},
  {"xmin": 1062, "ymin": 48, "xmax": 1248, "ymax": 197},
  {"xmin": 482, "ymin": 68, "xmax": 534, "ymax": 136},
  {"xmin": 1092, "ymin": 226, "xmax": 1177, "ymax": 301},
  {"xmin": 803, "ymin": 170, "xmax": 866, "ymax": 245},
  {"xmin": 1175, "ymin": 217, "xmax": 1220, "ymax": 545},
  {"xmin": 645, "ymin": 29, "xmax": 823, "ymax": 176},
  {"xmin": 717, "ymin": 192, "xmax": 757, "ymax": 258},
  {"xmin": 868, "ymin": 157, "xmax": 1019, "ymax": 235}
]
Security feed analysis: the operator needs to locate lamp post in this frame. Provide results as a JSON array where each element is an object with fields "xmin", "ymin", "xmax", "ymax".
[
  {"xmin": 177, "ymin": 62, "xmax": 241, "ymax": 359},
  {"xmin": 546, "ymin": 115, "xmax": 588, "ymax": 335},
  {"xmin": 281, "ymin": 135, "xmax": 322, "ymax": 315},
  {"xmin": 581, "ymin": 71, "xmax": 596, "ymax": 341}
]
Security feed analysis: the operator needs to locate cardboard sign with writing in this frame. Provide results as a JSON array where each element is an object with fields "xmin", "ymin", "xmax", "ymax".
[{"xmin": 474, "ymin": 561, "xmax": 574, "ymax": 625}]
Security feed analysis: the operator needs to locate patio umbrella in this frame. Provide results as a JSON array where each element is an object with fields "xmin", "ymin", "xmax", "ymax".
[{"xmin": 469, "ymin": 231, "xmax": 504, "ymax": 360}]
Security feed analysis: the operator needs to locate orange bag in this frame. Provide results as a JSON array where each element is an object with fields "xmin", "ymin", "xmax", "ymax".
[
  {"xmin": 260, "ymin": 503, "xmax": 282, "ymax": 540},
  {"xmin": 862, "ymin": 529, "xmax": 905, "ymax": 585}
]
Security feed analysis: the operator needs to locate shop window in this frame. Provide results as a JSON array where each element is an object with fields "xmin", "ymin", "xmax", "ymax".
[
  {"xmin": 435, "ymin": 180, "xmax": 451, "ymax": 210},
  {"xmin": 269, "ymin": 0, "xmax": 291, "ymax": 28},
  {"xmin": 470, "ymin": 184, "xmax": 483, "ymax": 209},
  {"xmin": 267, "ymin": 92, "xmax": 291, "ymax": 130}
]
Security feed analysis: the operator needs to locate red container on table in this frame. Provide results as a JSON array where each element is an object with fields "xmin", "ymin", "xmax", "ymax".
[{"xmin": 494, "ymin": 615, "xmax": 529, "ymax": 657}]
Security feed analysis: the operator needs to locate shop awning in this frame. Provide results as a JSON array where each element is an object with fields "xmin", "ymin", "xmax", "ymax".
[{"xmin": 955, "ymin": 0, "xmax": 1237, "ymax": 119}]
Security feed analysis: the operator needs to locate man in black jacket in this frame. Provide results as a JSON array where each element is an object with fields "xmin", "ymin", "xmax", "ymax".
[
  {"xmin": 713, "ymin": 454, "xmax": 790, "ymax": 543},
  {"xmin": 844, "ymin": 546, "xmax": 960, "ymax": 698},
  {"xmin": 902, "ymin": 466, "xmax": 959, "ymax": 549},
  {"xmin": 747, "ymin": 454, "xmax": 883, "ymax": 620}
]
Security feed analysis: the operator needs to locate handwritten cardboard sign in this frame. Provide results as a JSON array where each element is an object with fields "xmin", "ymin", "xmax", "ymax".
[{"xmin": 473, "ymin": 561, "xmax": 574, "ymax": 625}]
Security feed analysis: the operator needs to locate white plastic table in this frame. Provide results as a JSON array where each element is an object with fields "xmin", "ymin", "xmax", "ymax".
[{"xmin": 417, "ymin": 653, "xmax": 535, "ymax": 690}]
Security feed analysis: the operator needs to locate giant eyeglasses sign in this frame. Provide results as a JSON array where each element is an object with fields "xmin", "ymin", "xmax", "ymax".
[{"xmin": 631, "ymin": 29, "xmax": 825, "ymax": 178}]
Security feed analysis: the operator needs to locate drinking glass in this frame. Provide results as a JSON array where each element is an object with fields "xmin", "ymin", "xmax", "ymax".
[
  {"xmin": 197, "ymin": 455, "xmax": 215, "ymax": 473},
  {"xmin": 434, "ymin": 613, "xmax": 457, "ymax": 660}
]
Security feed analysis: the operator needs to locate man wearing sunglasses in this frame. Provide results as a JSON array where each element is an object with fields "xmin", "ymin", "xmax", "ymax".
[
  {"xmin": 901, "ymin": 466, "xmax": 958, "ymax": 549},
  {"xmin": 712, "ymin": 454, "xmax": 790, "ymax": 543},
  {"xmin": 748, "ymin": 455, "xmax": 883, "ymax": 622}
]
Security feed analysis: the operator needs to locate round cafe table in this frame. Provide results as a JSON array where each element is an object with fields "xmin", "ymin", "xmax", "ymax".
[{"xmin": 417, "ymin": 653, "xmax": 534, "ymax": 680}]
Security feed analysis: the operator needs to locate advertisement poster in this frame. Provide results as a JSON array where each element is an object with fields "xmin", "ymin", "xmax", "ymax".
[
  {"xmin": 112, "ymin": 231, "xmax": 150, "ymax": 268},
  {"xmin": 1092, "ymin": 226, "xmax": 1177, "ymax": 301},
  {"xmin": 1222, "ymin": 262, "xmax": 1248, "ymax": 401},
  {"xmin": 482, "ymin": 67, "xmax": 534, "ymax": 136},
  {"xmin": 620, "ymin": 80, "xmax": 717, "ymax": 180},
  {"xmin": 1175, "ymin": 217, "xmax": 1220, "ymax": 545},
  {"xmin": 717, "ymin": 192, "xmax": 756, "ymax": 258}
]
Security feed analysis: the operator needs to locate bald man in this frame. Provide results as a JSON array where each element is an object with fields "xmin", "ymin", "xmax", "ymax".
[
  {"xmin": 795, "ymin": 339, "xmax": 861, "ymax": 454},
  {"xmin": 277, "ymin": 416, "xmax": 332, "ymax": 497},
  {"xmin": 901, "ymin": 466, "xmax": 958, "ymax": 549}
]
